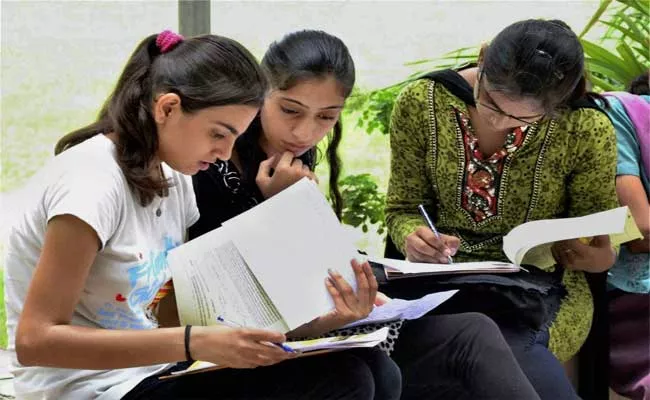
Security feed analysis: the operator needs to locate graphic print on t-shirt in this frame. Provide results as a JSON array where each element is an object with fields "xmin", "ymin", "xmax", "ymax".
[{"xmin": 97, "ymin": 235, "xmax": 180, "ymax": 329}]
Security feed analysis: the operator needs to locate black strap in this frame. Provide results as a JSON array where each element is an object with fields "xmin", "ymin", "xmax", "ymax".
[
  {"xmin": 184, "ymin": 325, "xmax": 195, "ymax": 363},
  {"xmin": 419, "ymin": 69, "xmax": 476, "ymax": 106}
]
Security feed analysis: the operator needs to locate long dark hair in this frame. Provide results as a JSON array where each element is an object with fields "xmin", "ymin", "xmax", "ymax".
[
  {"xmin": 628, "ymin": 72, "xmax": 650, "ymax": 95},
  {"xmin": 482, "ymin": 19, "xmax": 596, "ymax": 112},
  {"xmin": 238, "ymin": 30, "xmax": 355, "ymax": 219},
  {"xmin": 55, "ymin": 33, "xmax": 268, "ymax": 206}
]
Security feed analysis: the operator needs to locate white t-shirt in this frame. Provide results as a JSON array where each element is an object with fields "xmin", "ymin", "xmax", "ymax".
[{"xmin": 4, "ymin": 135, "xmax": 200, "ymax": 399}]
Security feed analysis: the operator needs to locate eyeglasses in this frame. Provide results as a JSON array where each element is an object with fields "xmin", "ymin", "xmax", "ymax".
[{"xmin": 474, "ymin": 71, "xmax": 545, "ymax": 125}]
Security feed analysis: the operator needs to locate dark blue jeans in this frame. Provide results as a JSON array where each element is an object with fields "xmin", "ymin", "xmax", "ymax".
[
  {"xmin": 392, "ymin": 313, "xmax": 541, "ymax": 400},
  {"xmin": 122, "ymin": 347, "xmax": 402, "ymax": 400},
  {"xmin": 503, "ymin": 327, "xmax": 580, "ymax": 400}
]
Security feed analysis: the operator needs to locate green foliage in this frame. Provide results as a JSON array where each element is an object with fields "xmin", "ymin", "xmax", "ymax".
[
  {"xmin": 353, "ymin": 83, "xmax": 405, "ymax": 136},
  {"xmin": 405, "ymin": 46, "xmax": 480, "ymax": 71},
  {"xmin": 339, "ymin": 174, "xmax": 386, "ymax": 235},
  {"xmin": 348, "ymin": 46, "xmax": 480, "ymax": 138},
  {"xmin": 580, "ymin": 0, "xmax": 649, "ymax": 91}
]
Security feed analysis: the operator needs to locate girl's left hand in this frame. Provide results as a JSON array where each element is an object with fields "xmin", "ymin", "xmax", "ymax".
[
  {"xmin": 256, "ymin": 152, "xmax": 318, "ymax": 199},
  {"xmin": 321, "ymin": 259, "xmax": 377, "ymax": 327},
  {"xmin": 551, "ymin": 235, "xmax": 616, "ymax": 273},
  {"xmin": 286, "ymin": 259, "xmax": 377, "ymax": 338}
]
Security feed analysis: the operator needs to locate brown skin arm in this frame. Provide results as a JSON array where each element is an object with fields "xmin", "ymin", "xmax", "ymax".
[
  {"xmin": 17, "ymin": 215, "xmax": 187, "ymax": 368},
  {"xmin": 17, "ymin": 214, "xmax": 293, "ymax": 370}
]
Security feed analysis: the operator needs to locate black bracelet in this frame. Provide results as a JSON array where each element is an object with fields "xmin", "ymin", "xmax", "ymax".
[{"xmin": 184, "ymin": 325, "xmax": 195, "ymax": 363}]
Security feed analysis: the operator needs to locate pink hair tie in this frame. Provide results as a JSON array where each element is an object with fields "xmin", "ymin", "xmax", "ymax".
[{"xmin": 156, "ymin": 30, "xmax": 184, "ymax": 54}]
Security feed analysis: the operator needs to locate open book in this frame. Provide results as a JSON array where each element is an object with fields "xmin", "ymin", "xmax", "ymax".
[
  {"xmin": 168, "ymin": 178, "xmax": 361, "ymax": 332},
  {"xmin": 373, "ymin": 206, "xmax": 642, "ymax": 280}
]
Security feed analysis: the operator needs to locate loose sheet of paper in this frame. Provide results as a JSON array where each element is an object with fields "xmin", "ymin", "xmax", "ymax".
[
  {"xmin": 343, "ymin": 290, "xmax": 458, "ymax": 328},
  {"xmin": 168, "ymin": 228, "xmax": 288, "ymax": 332},
  {"xmin": 223, "ymin": 178, "xmax": 360, "ymax": 330}
]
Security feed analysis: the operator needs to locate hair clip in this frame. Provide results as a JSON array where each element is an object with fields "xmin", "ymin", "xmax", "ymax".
[
  {"xmin": 553, "ymin": 70, "xmax": 565, "ymax": 80},
  {"xmin": 535, "ymin": 49, "xmax": 552, "ymax": 59},
  {"xmin": 156, "ymin": 30, "xmax": 184, "ymax": 54}
]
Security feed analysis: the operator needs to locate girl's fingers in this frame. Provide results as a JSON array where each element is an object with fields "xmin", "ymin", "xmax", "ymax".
[
  {"xmin": 256, "ymin": 157, "xmax": 276, "ymax": 183},
  {"xmin": 327, "ymin": 268, "xmax": 357, "ymax": 308},
  {"xmin": 325, "ymin": 276, "xmax": 349, "ymax": 313},
  {"xmin": 290, "ymin": 157, "xmax": 304, "ymax": 169},
  {"xmin": 275, "ymin": 152, "xmax": 295, "ymax": 169},
  {"xmin": 360, "ymin": 261, "xmax": 378, "ymax": 310},
  {"xmin": 551, "ymin": 243, "xmax": 572, "ymax": 268},
  {"xmin": 406, "ymin": 240, "xmax": 440, "ymax": 263},
  {"xmin": 241, "ymin": 328, "xmax": 286, "ymax": 344},
  {"xmin": 416, "ymin": 227, "xmax": 448, "ymax": 254},
  {"xmin": 351, "ymin": 260, "xmax": 370, "ymax": 312}
]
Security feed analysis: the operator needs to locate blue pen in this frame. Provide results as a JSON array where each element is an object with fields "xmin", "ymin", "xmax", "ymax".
[
  {"xmin": 417, "ymin": 204, "xmax": 454, "ymax": 264},
  {"xmin": 216, "ymin": 316, "xmax": 295, "ymax": 353}
]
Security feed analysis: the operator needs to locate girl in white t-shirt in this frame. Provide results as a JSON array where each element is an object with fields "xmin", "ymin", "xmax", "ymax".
[{"xmin": 4, "ymin": 30, "xmax": 400, "ymax": 400}]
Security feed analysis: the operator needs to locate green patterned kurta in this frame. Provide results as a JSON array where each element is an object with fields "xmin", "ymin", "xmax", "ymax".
[{"xmin": 385, "ymin": 78, "xmax": 619, "ymax": 361}]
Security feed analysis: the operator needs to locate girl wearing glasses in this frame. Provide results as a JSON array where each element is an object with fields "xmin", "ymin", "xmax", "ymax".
[{"xmin": 385, "ymin": 19, "xmax": 617, "ymax": 399}]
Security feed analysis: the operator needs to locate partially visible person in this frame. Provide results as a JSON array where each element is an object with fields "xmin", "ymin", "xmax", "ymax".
[{"xmin": 603, "ymin": 71, "xmax": 650, "ymax": 400}]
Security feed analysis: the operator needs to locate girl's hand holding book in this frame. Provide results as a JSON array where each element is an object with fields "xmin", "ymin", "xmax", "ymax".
[
  {"xmin": 551, "ymin": 235, "xmax": 616, "ymax": 273},
  {"xmin": 323, "ymin": 259, "xmax": 378, "ymax": 326},
  {"xmin": 287, "ymin": 259, "xmax": 378, "ymax": 338},
  {"xmin": 190, "ymin": 325, "xmax": 296, "ymax": 369}
]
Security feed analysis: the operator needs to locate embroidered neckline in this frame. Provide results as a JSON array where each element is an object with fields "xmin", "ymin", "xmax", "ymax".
[{"xmin": 455, "ymin": 108, "xmax": 526, "ymax": 222}]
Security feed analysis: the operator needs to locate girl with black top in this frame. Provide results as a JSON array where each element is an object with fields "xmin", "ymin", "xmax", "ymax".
[{"xmin": 191, "ymin": 29, "xmax": 540, "ymax": 400}]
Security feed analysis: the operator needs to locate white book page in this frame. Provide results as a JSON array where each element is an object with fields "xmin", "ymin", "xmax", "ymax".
[
  {"xmin": 168, "ymin": 229, "xmax": 288, "ymax": 332},
  {"xmin": 370, "ymin": 257, "xmax": 519, "ymax": 274},
  {"xmin": 503, "ymin": 206, "xmax": 629, "ymax": 265},
  {"xmin": 222, "ymin": 178, "xmax": 359, "ymax": 330}
]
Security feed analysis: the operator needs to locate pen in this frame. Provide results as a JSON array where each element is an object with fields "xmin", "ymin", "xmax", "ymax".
[
  {"xmin": 216, "ymin": 316, "xmax": 295, "ymax": 353},
  {"xmin": 417, "ymin": 204, "xmax": 454, "ymax": 264}
]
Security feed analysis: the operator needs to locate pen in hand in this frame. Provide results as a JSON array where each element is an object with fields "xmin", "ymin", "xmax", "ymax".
[
  {"xmin": 216, "ymin": 316, "xmax": 296, "ymax": 353},
  {"xmin": 417, "ymin": 204, "xmax": 454, "ymax": 264}
]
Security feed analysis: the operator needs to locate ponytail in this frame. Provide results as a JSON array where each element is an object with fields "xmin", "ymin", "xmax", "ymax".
[{"xmin": 54, "ymin": 32, "xmax": 267, "ymax": 206}]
